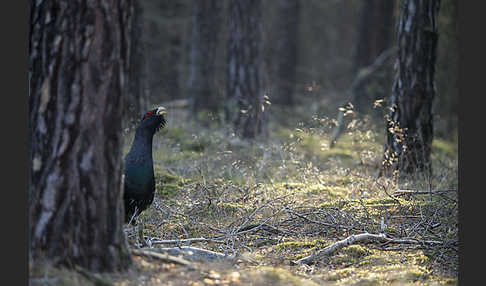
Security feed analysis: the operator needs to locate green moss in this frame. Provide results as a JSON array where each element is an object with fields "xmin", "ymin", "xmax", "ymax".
[
  {"xmin": 384, "ymin": 225, "xmax": 398, "ymax": 234},
  {"xmin": 326, "ymin": 268, "xmax": 355, "ymax": 281},
  {"xmin": 443, "ymin": 278, "xmax": 458, "ymax": 285},
  {"xmin": 341, "ymin": 245, "xmax": 369, "ymax": 258},
  {"xmin": 317, "ymin": 199, "xmax": 349, "ymax": 209},
  {"xmin": 154, "ymin": 166, "xmax": 186, "ymax": 198},
  {"xmin": 217, "ymin": 202, "xmax": 252, "ymax": 213},
  {"xmin": 157, "ymin": 125, "xmax": 213, "ymax": 153},
  {"xmin": 153, "ymin": 148, "xmax": 202, "ymax": 164},
  {"xmin": 432, "ymin": 138, "xmax": 457, "ymax": 158},
  {"xmin": 315, "ymin": 186, "xmax": 349, "ymax": 198},
  {"xmin": 160, "ymin": 126, "xmax": 186, "ymax": 141},
  {"xmin": 119, "ymin": 104, "xmax": 456, "ymax": 285},
  {"xmin": 402, "ymin": 267, "xmax": 430, "ymax": 281},
  {"xmin": 413, "ymin": 254, "xmax": 430, "ymax": 265},
  {"xmin": 276, "ymin": 182, "xmax": 349, "ymax": 200},
  {"xmin": 362, "ymin": 197, "xmax": 402, "ymax": 205},
  {"xmin": 181, "ymin": 138, "xmax": 207, "ymax": 152},
  {"xmin": 319, "ymin": 148, "xmax": 359, "ymax": 161},
  {"xmin": 332, "ymin": 245, "xmax": 371, "ymax": 266},
  {"xmin": 357, "ymin": 253, "xmax": 395, "ymax": 267},
  {"xmin": 293, "ymin": 253, "xmax": 311, "ymax": 260},
  {"xmin": 326, "ymin": 175, "xmax": 353, "ymax": 185},
  {"xmin": 253, "ymin": 267, "xmax": 320, "ymax": 286},
  {"xmin": 155, "ymin": 168, "xmax": 183, "ymax": 184},
  {"xmin": 277, "ymin": 239, "xmax": 328, "ymax": 250}
]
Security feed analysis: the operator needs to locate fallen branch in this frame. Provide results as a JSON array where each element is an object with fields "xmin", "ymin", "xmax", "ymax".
[
  {"xmin": 154, "ymin": 246, "xmax": 235, "ymax": 262},
  {"xmin": 393, "ymin": 189, "xmax": 457, "ymax": 197},
  {"xmin": 284, "ymin": 207, "xmax": 344, "ymax": 230},
  {"xmin": 74, "ymin": 265, "xmax": 113, "ymax": 286},
  {"xmin": 150, "ymin": 237, "xmax": 224, "ymax": 246},
  {"xmin": 131, "ymin": 249, "xmax": 193, "ymax": 268},
  {"xmin": 294, "ymin": 232, "xmax": 443, "ymax": 265},
  {"xmin": 233, "ymin": 195, "xmax": 290, "ymax": 235},
  {"xmin": 238, "ymin": 222, "xmax": 292, "ymax": 235}
]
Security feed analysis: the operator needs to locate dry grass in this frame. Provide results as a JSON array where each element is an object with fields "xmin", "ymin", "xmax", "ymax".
[
  {"xmin": 30, "ymin": 104, "xmax": 457, "ymax": 285},
  {"xmin": 119, "ymin": 105, "xmax": 458, "ymax": 285}
]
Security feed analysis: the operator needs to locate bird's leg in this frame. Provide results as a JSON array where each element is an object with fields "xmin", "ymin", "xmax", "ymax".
[
  {"xmin": 127, "ymin": 206, "xmax": 138, "ymax": 225},
  {"xmin": 137, "ymin": 220, "xmax": 148, "ymax": 247}
]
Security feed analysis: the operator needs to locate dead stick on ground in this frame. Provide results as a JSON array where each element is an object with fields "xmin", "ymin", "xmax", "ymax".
[
  {"xmin": 150, "ymin": 246, "xmax": 235, "ymax": 262},
  {"xmin": 150, "ymin": 237, "xmax": 224, "ymax": 245},
  {"xmin": 74, "ymin": 265, "xmax": 113, "ymax": 286},
  {"xmin": 294, "ymin": 232, "xmax": 443, "ymax": 265},
  {"xmin": 131, "ymin": 249, "xmax": 194, "ymax": 269},
  {"xmin": 393, "ymin": 189, "xmax": 457, "ymax": 197}
]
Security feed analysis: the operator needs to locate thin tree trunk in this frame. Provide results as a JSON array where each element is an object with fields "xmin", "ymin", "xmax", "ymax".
[
  {"xmin": 143, "ymin": 0, "xmax": 187, "ymax": 103},
  {"xmin": 271, "ymin": 0, "xmax": 299, "ymax": 106},
  {"xmin": 353, "ymin": 0, "xmax": 395, "ymax": 113},
  {"xmin": 384, "ymin": 0, "xmax": 440, "ymax": 176},
  {"xmin": 188, "ymin": 0, "xmax": 223, "ymax": 116},
  {"xmin": 29, "ymin": 0, "xmax": 132, "ymax": 272},
  {"xmin": 354, "ymin": 0, "xmax": 395, "ymax": 73},
  {"xmin": 126, "ymin": 0, "xmax": 149, "ymax": 124},
  {"xmin": 226, "ymin": 0, "xmax": 265, "ymax": 139}
]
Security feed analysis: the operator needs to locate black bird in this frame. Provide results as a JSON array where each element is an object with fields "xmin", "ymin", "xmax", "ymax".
[{"xmin": 123, "ymin": 106, "xmax": 167, "ymax": 223}]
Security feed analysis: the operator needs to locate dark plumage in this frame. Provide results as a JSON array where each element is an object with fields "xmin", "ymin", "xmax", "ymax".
[{"xmin": 123, "ymin": 106, "xmax": 167, "ymax": 223}]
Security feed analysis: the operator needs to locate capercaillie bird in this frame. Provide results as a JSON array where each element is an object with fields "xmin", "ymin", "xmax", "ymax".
[{"xmin": 123, "ymin": 106, "xmax": 166, "ymax": 223}]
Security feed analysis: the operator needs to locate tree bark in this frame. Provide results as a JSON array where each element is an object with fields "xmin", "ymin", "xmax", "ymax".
[
  {"xmin": 143, "ymin": 0, "xmax": 188, "ymax": 103},
  {"xmin": 384, "ymin": 0, "xmax": 440, "ymax": 176},
  {"xmin": 352, "ymin": 0, "xmax": 395, "ymax": 113},
  {"xmin": 125, "ymin": 0, "xmax": 149, "ymax": 124},
  {"xmin": 354, "ymin": 0, "xmax": 396, "ymax": 73},
  {"xmin": 29, "ymin": 0, "xmax": 132, "ymax": 272},
  {"xmin": 226, "ymin": 0, "xmax": 265, "ymax": 139},
  {"xmin": 188, "ymin": 0, "xmax": 223, "ymax": 116},
  {"xmin": 271, "ymin": 0, "xmax": 299, "ymax": 106}
]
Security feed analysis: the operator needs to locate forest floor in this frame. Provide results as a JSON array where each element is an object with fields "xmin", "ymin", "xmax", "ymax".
[{"xmin": 30, "ymin": 104, "xmax": 459, "ymax": 286}]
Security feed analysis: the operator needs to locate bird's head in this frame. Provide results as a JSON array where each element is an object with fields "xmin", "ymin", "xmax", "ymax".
[{"xmin": 140, "ymin": 106, "xmax": 167, "ymax": 133}]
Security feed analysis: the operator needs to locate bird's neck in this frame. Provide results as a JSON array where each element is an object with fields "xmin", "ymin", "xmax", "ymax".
[{"xmin": 127, "ymin": 127, "xmax": 155, "ymax": 161}]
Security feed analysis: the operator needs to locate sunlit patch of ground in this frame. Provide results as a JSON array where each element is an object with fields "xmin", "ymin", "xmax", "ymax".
[{"xmin": 32, "ymin": 106, "xmax": 457, "ymax": 285}]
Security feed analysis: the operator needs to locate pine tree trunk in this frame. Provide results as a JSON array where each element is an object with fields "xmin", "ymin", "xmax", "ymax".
[
  {"xmin": 29, "ymin": 0, "xmax": 132, "ymax": 272},
  {"xmin": 126, "ymin": 0, "xmax": 149, "ymax": 123},
  {"xmin": 188, "ymin": 0, "xmax": 223, "ymax": 116},
  {"xmin": 353, "ymin": 0, "xmax": 395, "ymax": 113},
  {"xmin": 354, "ymin": 0, "xmax": 396, "ymax": 73},
  {"xmin": 271, "ymin": 0, "xmax": 299, "ymax": 106},
  {"xmin": 384, "ymin": 0, "xmax": 440, "ymax": 176},
  {"xmin": 143, "ymin": 0, "xmax": 187, "ymax": 103},
  {"xmin": 226, "ymin": 0, "xmax": 265, "ymax": 139}
]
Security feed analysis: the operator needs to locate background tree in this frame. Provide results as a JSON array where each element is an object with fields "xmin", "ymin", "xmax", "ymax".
[
  {"xmin": 384, "ymin": 0, "xmax": 440, "ymax": 176},
  {"xmin": 434, "ymin": 0, "xmax": 457, "ymax": 141},
  {"xmin": 226, "ymin": 0, "xmax": 265, "ymax": 139},
  {"xmin": 125, "ymin": 0, "xmax": 149, "ymax": 124},
  {"xmin": 269, "ymin": 0, "xmax": 299, "ymax": 106},
  {"xmin": 353, "ymin": 0, "xmax": 396, "ymax": 74},
  {"xmin": 140, "ymin": 0, "xmax": 190, "ymax": 103},
  {"xmin": 29, "ymin": 0, "xmax": 133, "ymax": 271},
  {"xmin": 187, "ymin": 0, "xmax": 223, "ymax": 117},
  {"xmin": 352, "ymin": 0, "xmax": 396, "ymax": 114},
  {"xmin": 133, "ymin": 0, "xmax": 456, "ymax": 145}
]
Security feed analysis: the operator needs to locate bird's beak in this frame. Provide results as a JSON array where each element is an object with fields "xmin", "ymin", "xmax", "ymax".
[{"xmin": 156, "ymin": 106, "xmax": 167, "ymax": 116}]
